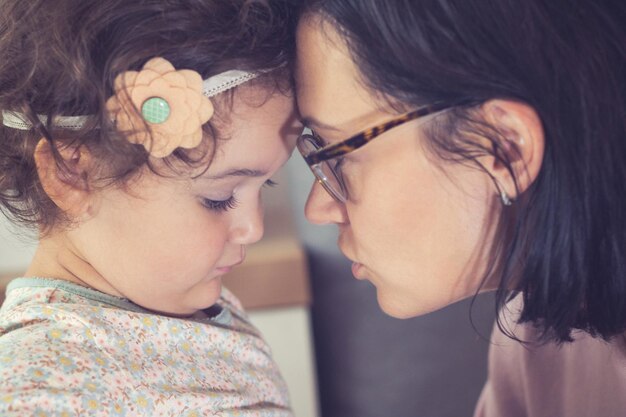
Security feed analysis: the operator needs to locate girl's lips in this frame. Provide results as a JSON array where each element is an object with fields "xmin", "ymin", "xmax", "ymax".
[
  {"xmin": 215, "ymin": 266, "xmax": 233, "ymax": 274},
  {"xmin": 215, "ymin": 258, "xmax": 244, "ymax": 274}
]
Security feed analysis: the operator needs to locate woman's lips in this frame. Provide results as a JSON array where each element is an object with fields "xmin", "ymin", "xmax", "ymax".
[{"xmin": 351, "ymin": 262, "xmax": 365, "ymax": 279}]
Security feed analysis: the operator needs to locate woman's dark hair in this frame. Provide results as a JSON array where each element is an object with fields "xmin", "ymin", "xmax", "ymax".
[
  {"xmin": 301, "ymin": 0, "xmax": 626, "ymax": 343},
  {"xmin": 0, "ymin": 0, "xmax": 298, "ymax": 232}
]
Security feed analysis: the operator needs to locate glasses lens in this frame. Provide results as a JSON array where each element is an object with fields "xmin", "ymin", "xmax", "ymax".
[
  {"xmin": 297, "ymin": 132, "xmax": 321, "ymax": 157},
  {"xmin": 298, "ymin": 134, "xmax": 347, "ymax": 202}
]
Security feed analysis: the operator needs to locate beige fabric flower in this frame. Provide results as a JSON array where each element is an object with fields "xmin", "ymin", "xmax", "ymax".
[{"xmin": 106, "ymin": 57, "xmax": 214, "ymax": 158}]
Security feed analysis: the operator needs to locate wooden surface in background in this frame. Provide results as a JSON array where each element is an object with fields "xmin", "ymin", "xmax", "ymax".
[{"xmin": 222, "ymin": 237, "xmax": 310, "ymax": 309}]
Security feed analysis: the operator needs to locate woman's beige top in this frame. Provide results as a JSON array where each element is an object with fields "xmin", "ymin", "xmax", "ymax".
[{"xmin": 475, "ymin": 296, "xmax": 626, "ymax": 417}]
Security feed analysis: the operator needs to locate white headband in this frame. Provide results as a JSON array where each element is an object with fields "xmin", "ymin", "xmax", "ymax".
[{"xmin": 1, "ymin": 69, "xmax": 259, "ymax": 131}]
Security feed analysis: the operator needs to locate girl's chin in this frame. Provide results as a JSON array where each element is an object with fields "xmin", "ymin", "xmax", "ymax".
[{"xmin": 143, "ymin": 277, "xmax": 223, "ymax": 317}]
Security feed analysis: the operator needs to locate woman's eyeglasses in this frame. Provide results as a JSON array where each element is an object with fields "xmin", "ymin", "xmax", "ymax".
[{"xmin": 297, "ymin": 102, "xmax": 457, "ymax": 203}]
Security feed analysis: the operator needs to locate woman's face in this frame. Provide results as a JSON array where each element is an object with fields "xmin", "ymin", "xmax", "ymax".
[{"xmin": 296, "ymin": 16, "xmax": 498, "ymax": 317}]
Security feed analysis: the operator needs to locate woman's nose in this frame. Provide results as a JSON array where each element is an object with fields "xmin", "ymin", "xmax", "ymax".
[
  {"xmin": 229, "ymin": 198, "xmax": 265, "ymax": 245},
  {"xmin": 304, "ymin": 180, "xmax": 348, "ymax": 225}
]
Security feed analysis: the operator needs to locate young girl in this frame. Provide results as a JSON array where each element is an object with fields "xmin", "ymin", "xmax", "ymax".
[{"xmin": 0, "ymin": 0, "xmax": 300, "ymax": 415}]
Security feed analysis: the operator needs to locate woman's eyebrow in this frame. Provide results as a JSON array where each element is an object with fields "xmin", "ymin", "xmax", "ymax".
[
  {"xmin": 199, "ymin": 168, "xmax": 268, "ymax": 181},
  {"xmin": 300, "ymin": 115, "xmax": 341, "ymax": 132}
]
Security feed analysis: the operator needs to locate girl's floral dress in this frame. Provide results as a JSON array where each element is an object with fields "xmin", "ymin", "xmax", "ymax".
[{"xmin": 0, "ymin": 278, "xmax": 292, "ymax": 417}]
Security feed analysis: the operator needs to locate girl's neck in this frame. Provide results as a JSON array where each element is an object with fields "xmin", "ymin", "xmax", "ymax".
[{"xmin": 25, "ymin": 233, "xmax": 124, "ymax": 298}]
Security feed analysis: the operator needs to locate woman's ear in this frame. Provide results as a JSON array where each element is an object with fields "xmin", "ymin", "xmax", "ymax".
[
  {"xmin": 34, "ymin": 138, "xmax": 94, "ymax": 218},
  {"xmin": 479, "ymin": 99, "xmax": 545, "ymax": 202}
]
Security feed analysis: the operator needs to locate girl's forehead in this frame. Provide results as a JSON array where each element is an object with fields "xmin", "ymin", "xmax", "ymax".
[{"xmin": 187, "ymin": 100, "xmax": 298, "ymax": 185}]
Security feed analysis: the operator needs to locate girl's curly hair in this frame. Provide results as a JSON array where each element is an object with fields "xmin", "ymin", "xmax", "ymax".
[{"xmin": 0, "ymin": 0, "xmax": 297, "ymax": 233}]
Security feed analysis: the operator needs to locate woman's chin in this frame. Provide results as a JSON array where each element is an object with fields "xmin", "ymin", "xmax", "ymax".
[{"xmin": 375, "ymin": 288, "xmax": 451, "ymax": 319}]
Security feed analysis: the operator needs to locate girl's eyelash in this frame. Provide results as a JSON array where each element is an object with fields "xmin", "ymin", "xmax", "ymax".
[
  {"xmin": 201, "ymin": 196, "xmax": 239, "ymax": 212},
  {"xmin": 264, "ymin": 179, "xmax": 278, "ymax": 188},
  {"xmin": 202, "ymin": 179, "xmax": 274, "ymax": 212}
]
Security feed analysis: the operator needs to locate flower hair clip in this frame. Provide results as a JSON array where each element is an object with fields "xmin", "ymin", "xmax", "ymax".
[
  {"xmin": 1, "ymin": 58, "xmax": 261, "ymax": 158},
  {"xmin": 106, "ymin": 57, "xmax": 214, "ymax": 158}
]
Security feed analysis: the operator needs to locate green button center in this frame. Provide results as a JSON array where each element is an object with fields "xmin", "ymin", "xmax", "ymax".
[{"xmin": 141, "ymin": 97, "xmax": 170, "ymax": 124}]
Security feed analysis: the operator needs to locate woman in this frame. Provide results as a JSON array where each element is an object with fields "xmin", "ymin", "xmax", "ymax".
[{"xmin": 294, "ymin": 0, "xmax": 626, "ymax": 415}]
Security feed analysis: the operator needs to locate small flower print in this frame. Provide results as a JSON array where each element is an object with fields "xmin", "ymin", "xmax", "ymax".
[
  {"xmin": 93, "ymin": 354, "xmax": 108, "ymax": 368},
  {"xmin": 58, "ymin": 356, "xmax": 77, "ymax": 372},
  {"xmin": 84, "ymin": 328, "xmax": 94, "ymax": 340},
  {"xmin": 128, "ymin": 361, "xmax": 143, "ymax": 376},
  {"xmin": 28, "ymin": 367, "xmax": 50, "ymax": 382},
  {"xmin": 82, "ymin": 396, "xmax": 102, "ymax": 411},
  {"xmin": 47, "ymin": 329, "xmax": 63, "ymax": 340},
  {"xmin": 168, "ymin": 322, "xmax": 182, "ymax": 336},
  {"xmin": 141, "ymin": 316, "xmax": 157, "ymax": 329},
  {"xmin": 131, "ymin": 393, "xmax": 154, "ymax": 412},
  {"xmin": 33, "ymin": 409, "xmax": 50, "ymax": 417},
  {"xmin": 110, "ymin": 400, "xmax": 128, "ymax": 417},
  {"xmin": 83, "ymin": 380, "xmax": 101, "ymax": 394},
  {"xmin": 142, "ymin": 342, "xmax": 157, "ymax": 358}
]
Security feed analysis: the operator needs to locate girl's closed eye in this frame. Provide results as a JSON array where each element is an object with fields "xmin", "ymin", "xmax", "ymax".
[
  {"xmin": 201, "ymin": 179, "xmax": 276, "ymax": 212},
  {"xmin": 201, "ymin": 196, "xmax": 239, "ymax": 212}
]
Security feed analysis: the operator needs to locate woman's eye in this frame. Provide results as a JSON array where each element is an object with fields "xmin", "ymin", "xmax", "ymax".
[
  {"xmin": 333, "ymin": 157, "xmax": 350, "ymax": 196},
  {"xmin": 264, "ymin": 179, "xmax": 278, "ymax": 188},
  {"xmin": 201, "ymin": 196, "xmax": 239, "ymax": 212},
  {"xmin": 333, "ymin": 157, "xmax": 345, "ymax": 171},
  {"xmin": 312, "ymin": 130, "xmax": 329, "ymax": 147},
  {"xmin": 333, "ymin": 157, "xmax": 346, "ymax": 179}
]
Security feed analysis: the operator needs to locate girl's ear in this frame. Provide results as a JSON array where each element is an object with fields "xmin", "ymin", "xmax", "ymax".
[
  {"xmin": 34, "ymin": 138, "xmax": 95, "ymax": 218},
  {"xmin": 479, "ymin": 100, "xmax": 545, "ymax": 201}
]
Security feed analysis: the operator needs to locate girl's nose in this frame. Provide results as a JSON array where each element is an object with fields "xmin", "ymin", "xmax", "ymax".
[
  {"xmin": 229, "ymin": 198, "xmax": 264, "ymax": 245},
  {"xmin": 304, "ymin": 180, "xmax": 348, "ymax": 225}
]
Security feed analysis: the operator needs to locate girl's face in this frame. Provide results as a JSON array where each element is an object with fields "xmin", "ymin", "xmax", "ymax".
[
  {"xmin": 295, "ymin": 16, "xmax": 497, "ymax": 318},
  {"xmin": 71, "ymin": 86, "xmax": 300, "ymax": 315}
]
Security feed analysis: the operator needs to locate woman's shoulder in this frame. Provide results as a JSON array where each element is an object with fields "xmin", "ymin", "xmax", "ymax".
[
  {"xmin": 495, "ymin": 293, "xmax": 626, "ymax": 350},
  {"xmin": 489, "ymin": 293, "xmax": 626, "ymax": 385},
  {"xmin": 479, "ymin": 294, "xmax": 626, "ymax": 417}
]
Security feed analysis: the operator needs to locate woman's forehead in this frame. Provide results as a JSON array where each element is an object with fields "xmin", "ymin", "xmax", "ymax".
[{"xmin": 295, "ymin": 18, "xmax": 392, "ymax": 135}]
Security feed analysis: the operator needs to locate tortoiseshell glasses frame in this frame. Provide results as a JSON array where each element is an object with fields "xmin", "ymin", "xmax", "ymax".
[{"xmin": 297, "ymin": 102, "xmax": 457, "ymax": 203}]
